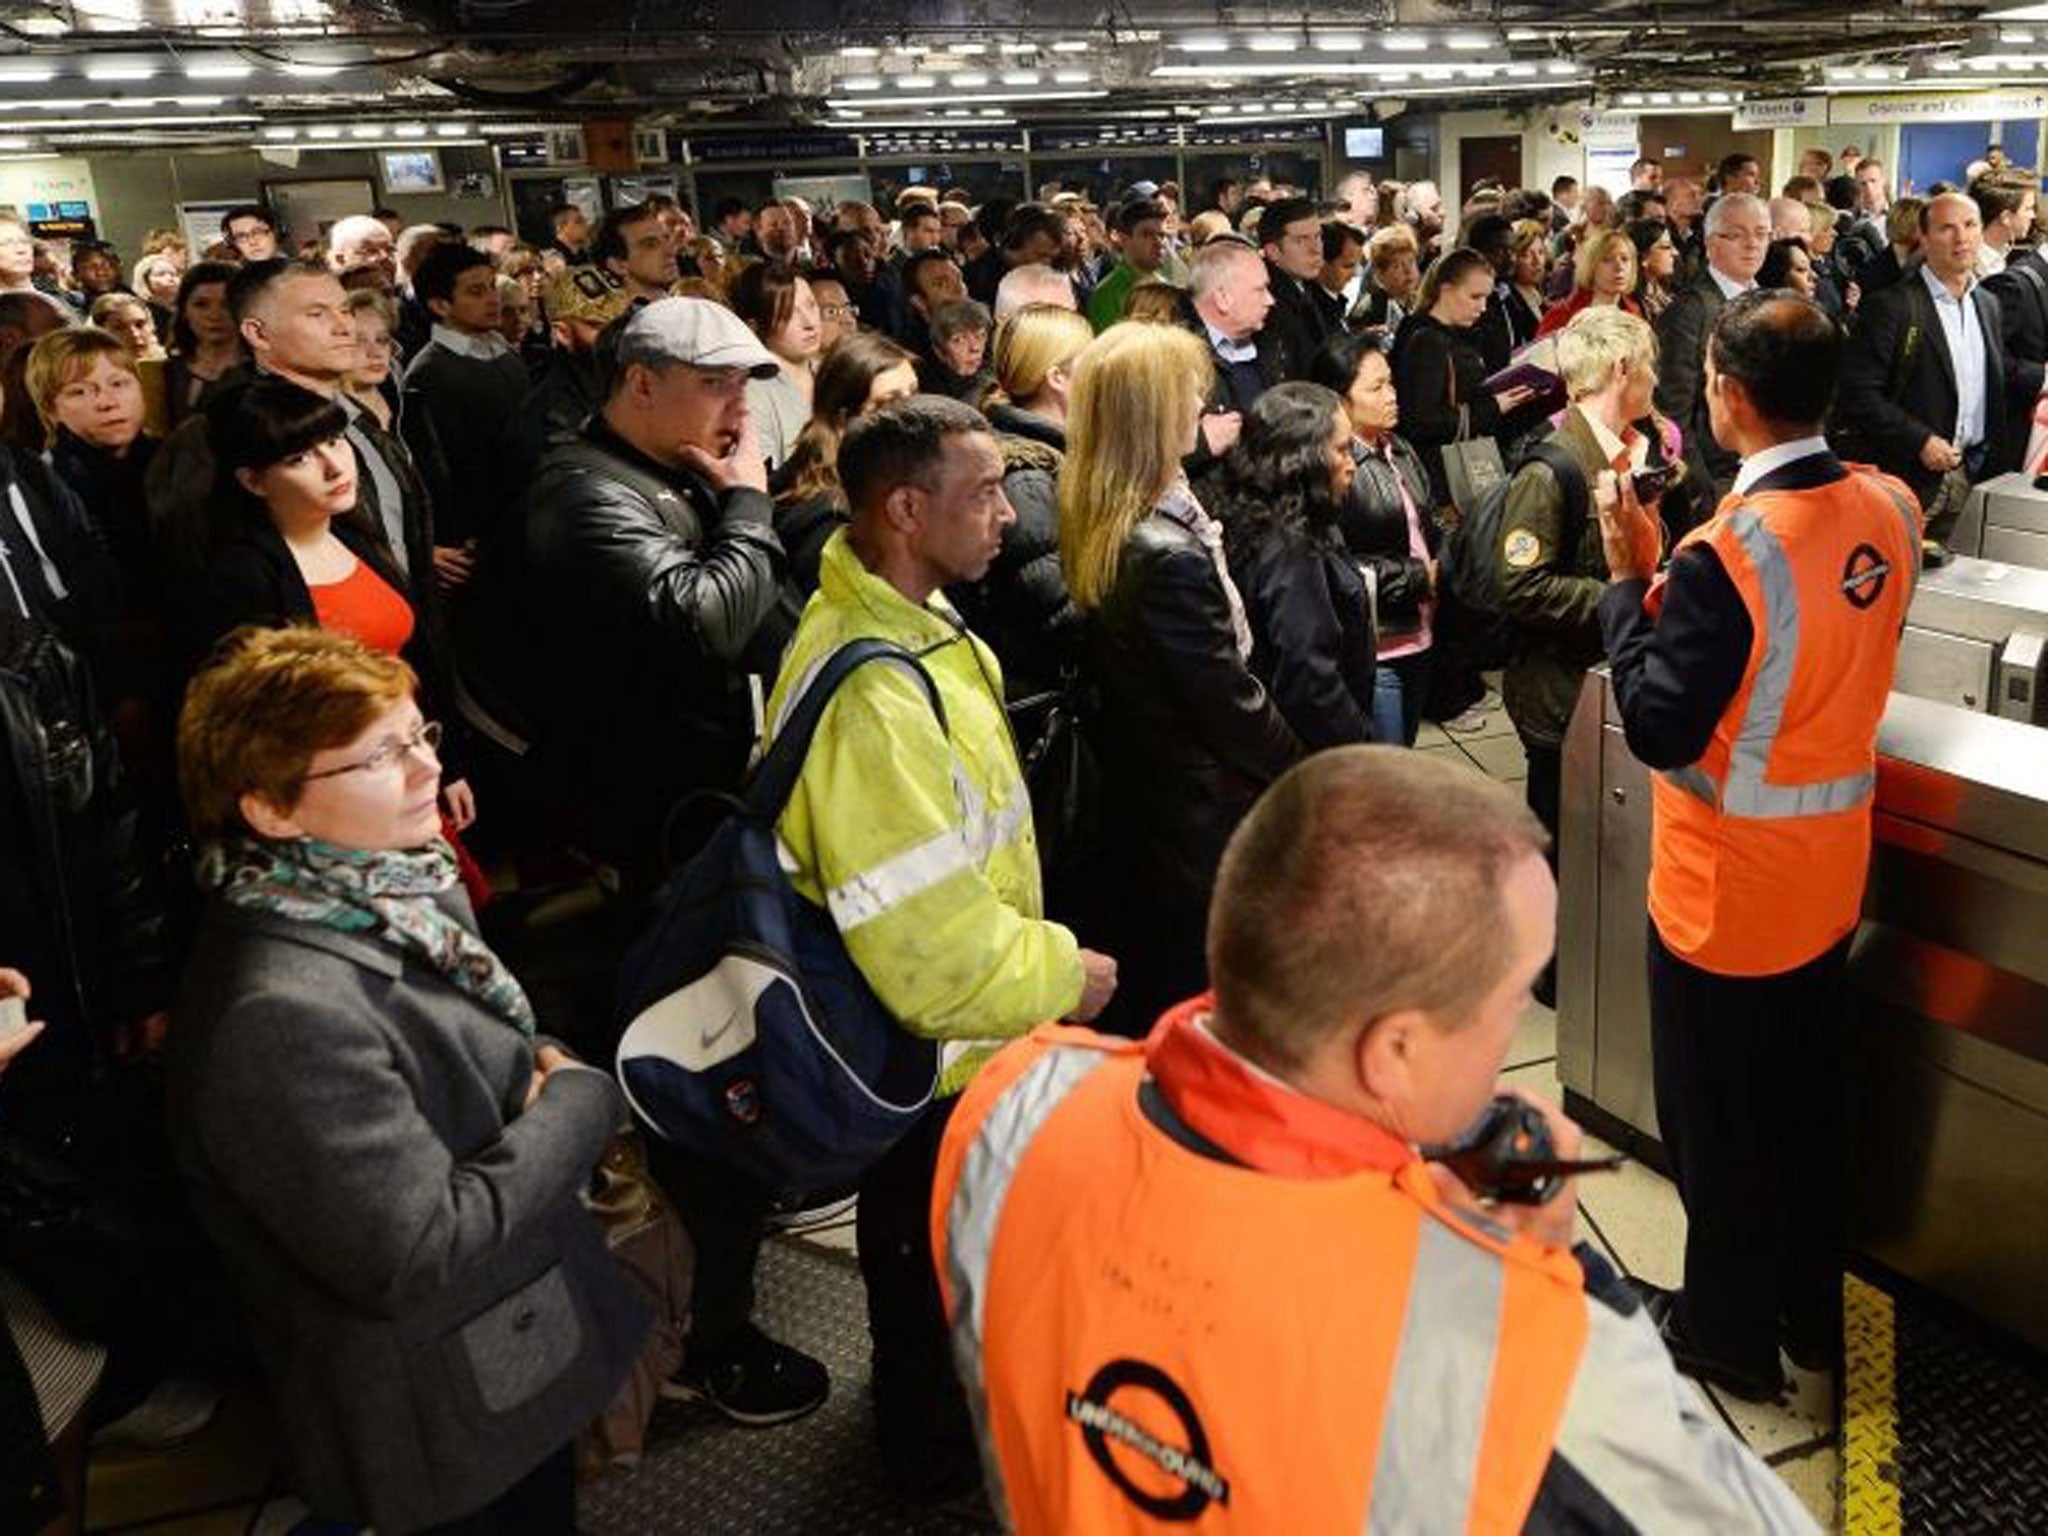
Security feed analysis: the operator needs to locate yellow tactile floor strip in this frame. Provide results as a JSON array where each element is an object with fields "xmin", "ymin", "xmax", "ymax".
[{"xmin": 1844, "ymin": 1273, "xmax": 1902, "ymax": 1535}]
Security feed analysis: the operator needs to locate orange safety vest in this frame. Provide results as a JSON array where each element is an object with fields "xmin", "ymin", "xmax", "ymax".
[
  {"xmin": 1647, "ymin": 464, "xmax": 1922, "ymax": 976},
  {"xmin": 931, "ymin": 1012, "xmax": 1592, "ymax": 1535}
]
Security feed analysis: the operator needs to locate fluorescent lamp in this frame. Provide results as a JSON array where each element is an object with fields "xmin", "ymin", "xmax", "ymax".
[
  {"xmin": 842, "ymin": 76, "xmax": 881, "ymax": 89},
  {"xmin": 1381, "ymin": 35, "xmax": 1427, "ymax": 52},
  {"xmin": 436, "ymin": 122, "xmax": 469, "ymax": 135},
  {"xmin": 898, "ymin": 72, "xmax": 934, "ymax": 88},
  {"xmin": 953, "ymin": 43, "xmax": 987, "ymax": 55},
  {"xmin": 826, "ymin": 88, "xmax": 1105, "ymax": 109},
  {"xmin": 1051, "ymin": 40, "xmax": 1089, "ymax": 53},
  {"xmin": 1000, "ymin": 41, "xmax": 1036, "ymax": 53},
  {"xmin": 1000, "ymin": 70, "xmax": 1037, "ymax": 85},
  {"xmin": 1545, "ymin": 60, "xmax": 1581, "ymax": 75},
  {"xmin": 0, "ymin": 138, "xmax": 30, "ymax": 150},
  {"xmin": 282, "ymin": 63, "xmax": 344, "ymax": 77},
  {"xmin": 1507, "ymin": 28, "xmax": 1543, "ymax": 42},
  {"xmin": 839, "ymin": 45, "xmax": 879, "ymax": 58},
  {"xmin": 85, "ymin": 63, "xmax": 157, "ymax": 81},
  {"xmin": 1053, "ymin": 69, "xmax": 1089, "ymax": 83},
  {"xmin": 1315, "ymin": 34, "xmax": 1363, "ymax": 52},
  {"xmin": 392, "ymin": 122, "xmax": 427, "ymax": 135},
  {"xmin": 185, "ymin": 60, "xmax": 253, "ymax": 79},
  {"xmin": 1446, "ymin": 33, "xmax": 1489, "ymax": 50},
  {"xmin": 0, "ymin": 67, "xmax": 55, "ymax": 83},
  {"xmin": 1178, "ymin": 36, "xmax": 1228, "ymax": 53},
  {"xmin": 1248, "ymin": 35, "xmax": 1296, "ymax": 53},
  {"xmin": 349, "ymin": 124, "xmax": 380, "ymax": 138},
  {"xmin": 263, "ymin": 127, "xmax": 298, "ymax": 139},
  {"xmin": 952, "ymin": 71, "xmax": 987, "ymax": 86}
]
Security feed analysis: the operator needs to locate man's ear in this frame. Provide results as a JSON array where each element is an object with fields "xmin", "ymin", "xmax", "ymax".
[
  {"xmin": 426, "ymin": 295, "xmax": 453, "ymax": 322},
  {"xmin": 1356, "ymin": 1007, "xmax": 1427, "ymax": 1108},
  {"xmin": 883, "ymin": 481, "xmax": 923, "ymax": 535},
  {"xmin": 238, "ymin": 790, "xmax": 302, "ymax": 841}
]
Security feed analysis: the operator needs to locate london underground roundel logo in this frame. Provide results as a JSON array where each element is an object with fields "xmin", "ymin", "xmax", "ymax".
[
  {"xmin": 1841, "ymin": 543, "xmax": 1891, "ymax": 610},
  {"xmin": 1065, "ymin": 1358, "xmax": 1231, "ymax": 1521}
]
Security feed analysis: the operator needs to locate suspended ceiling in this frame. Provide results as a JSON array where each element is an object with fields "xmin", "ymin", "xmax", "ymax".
[{"xmin": 0, "ymin": 1, "xmax": 2038, "ymax": 155}]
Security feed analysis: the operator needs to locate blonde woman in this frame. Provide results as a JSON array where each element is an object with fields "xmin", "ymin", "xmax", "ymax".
[
  {"xmin": 953, "ymin": 303, "xmax": 1094, "ymax": 697},
  {"xmin": 1059, "ymin": 321, "xmax": 1302, "ymax": 1032},
  {"xmin": 340, "ymin": 287, "xmax": 399, "ymax": 431},
  {"xmin": 89, "ymin": 292, "xmax": 164, "ymax": 359},
  {"xmin": 1536, "ymin": 226, "xmax": 1642, "ymax": 336}
]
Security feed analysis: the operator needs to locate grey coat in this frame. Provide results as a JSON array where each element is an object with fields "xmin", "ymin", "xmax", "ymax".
[{"xmin": 169, "ymin": 896, "xmax": 645, "ymax": 1533}]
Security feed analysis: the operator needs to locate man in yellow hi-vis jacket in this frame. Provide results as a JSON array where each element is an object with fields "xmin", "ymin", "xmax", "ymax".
[{"xmin": 763, "ymin": 393, "xmax": 1118, "ymax": 1501}]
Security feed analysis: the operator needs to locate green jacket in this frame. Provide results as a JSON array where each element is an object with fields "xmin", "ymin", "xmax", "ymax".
[
  {"xmin": 765, "ymin": 531, "xmax": 1084, "ymax": 1095},
  {"xmin": 1498, "ymin": 408, "xmax": 1615, "ymax": 750},
  {"xmin": 1087, "ymin": 261, "xmax": 1158, "ymax": 332}
]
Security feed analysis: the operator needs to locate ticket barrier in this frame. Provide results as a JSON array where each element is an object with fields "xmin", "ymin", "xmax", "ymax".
[{"xmin": 1557, "ymin": 565, "xmax": 2048, "ymax": 1350}]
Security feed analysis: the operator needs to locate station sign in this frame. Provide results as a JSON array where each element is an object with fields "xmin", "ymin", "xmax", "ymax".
[
  {"xmin": 1732, "ymin": 96, "xmax": 1827, "ymax": 130},
  {"xmin": 1829, "ymin": 90, "xmax": 2048, "ymax": 126}
]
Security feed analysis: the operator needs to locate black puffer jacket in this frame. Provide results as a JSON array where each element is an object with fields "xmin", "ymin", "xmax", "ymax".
[
  {"xmin": 1083, "ymin": 506, "xmax": 1303, "ymax": 1030},
  {"xmin": 474, "ymin": 419, "xmax": 788, "ymax": 886},
  {"xmin": 1338, "ymin": 433, "xmax": 1439, "ymax": 644},
  {"xmin": 947, "ymin": 403, "xmax": 1079, "ymax": 698}
]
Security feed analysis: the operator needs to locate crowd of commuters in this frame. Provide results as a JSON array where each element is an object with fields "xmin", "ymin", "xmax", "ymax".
[{"xmin": 0, "ymin": 140, "xmax": 2030, "ymax": 1532}]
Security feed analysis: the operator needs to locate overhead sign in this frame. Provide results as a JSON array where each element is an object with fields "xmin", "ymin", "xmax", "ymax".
[
  {"xmin": 1830, "ymin": 90, "xmax": 2048, "ymax": 126},
  {"xmin": 0, "ymin": 157, "xmax": 96, "ymax": 225},
  {"xmin": 1733, "ymin": 96, "xmax": 1827, "ymax": 130},
  {"xmin": 1573, "ymin": 109, "xmax": 1641, "ymax": 146}
]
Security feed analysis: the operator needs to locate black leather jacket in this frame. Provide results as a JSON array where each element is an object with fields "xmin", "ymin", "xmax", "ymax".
[
  {"xmin": 0, "ymin": 612, "xmax": 174, "ymax": 1144},
  {"xmin": 947, "ymin": 403, "xmax": 1079, "ymax": 699},
  {"xmin": 1339, "ymin": 434, "xmax": 1439, "ymax": 641},
  {"xmin": 476, "ymin": 419, "xmax": 788, "ymax": 884},
  {"xmin": 1083, "ymin": 507, "xmax": 1302, "ymax": 1024}
]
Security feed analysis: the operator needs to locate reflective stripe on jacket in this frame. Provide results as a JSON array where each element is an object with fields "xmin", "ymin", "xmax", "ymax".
[
  {"xmin": 932, "ymin": 1018, "xmax": 1819, "ymax": 1534},
  {"xmin": 1649, "ymin": 466, "xmax": 1922, "ymax": 975},
  {"xmin": 766, "ymin": 530, "xmax": 1082, "ymax": 1095}
]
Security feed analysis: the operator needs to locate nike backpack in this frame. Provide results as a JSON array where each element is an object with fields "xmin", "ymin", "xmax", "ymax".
[{"xmin": 614, "ymin": 639, "xmax": 943, "ymax": 1199}]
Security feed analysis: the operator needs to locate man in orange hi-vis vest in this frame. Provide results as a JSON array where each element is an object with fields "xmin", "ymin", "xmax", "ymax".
[
  {"xmin": 932, "ymin": 749, "xmax": 1816, "ymax": 1534},
  {"xmin": 1598, "ymin": 291, "xmax": 1921, "ymax": 1403}
]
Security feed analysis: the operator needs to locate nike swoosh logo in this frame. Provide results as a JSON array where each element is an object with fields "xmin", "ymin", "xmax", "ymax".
[{"xmin": 699, "ymin": 1004, "xmax": 744, "ymax": 1056}]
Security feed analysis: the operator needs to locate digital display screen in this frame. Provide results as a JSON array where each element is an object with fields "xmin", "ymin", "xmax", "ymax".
[{"xmin": 1344, "ymin": 126, "xmax": 1385, "ymax": 159}]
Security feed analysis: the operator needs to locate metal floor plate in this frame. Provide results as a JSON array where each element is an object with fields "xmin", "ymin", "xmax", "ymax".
[
  {"xmin": 577, "ymin": 1236, "xmax": 1000, "ymax": 1536},
  {"xmin": 1846, "ymin": 1271, "xmax": 2048, "ymax": 1535}
]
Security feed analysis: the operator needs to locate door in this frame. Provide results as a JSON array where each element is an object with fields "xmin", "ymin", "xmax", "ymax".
[{"xmin": 1460, "ymin": 135, "xmax": 1522, "ymax": 202}]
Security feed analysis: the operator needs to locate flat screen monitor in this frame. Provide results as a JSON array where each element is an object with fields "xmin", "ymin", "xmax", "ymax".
[{"xmin": 1344, "ymin": 126, "xmax": 1385, "ymax": 159}]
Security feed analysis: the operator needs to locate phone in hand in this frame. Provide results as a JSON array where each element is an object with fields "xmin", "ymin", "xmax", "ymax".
[
  {"xmin": 1629, "ymin": 463, "xmax": 1676, "ymax": 505},
  {"xmin": 0, "ymin": 997, "xmax": 27, "ymax": 1040}
]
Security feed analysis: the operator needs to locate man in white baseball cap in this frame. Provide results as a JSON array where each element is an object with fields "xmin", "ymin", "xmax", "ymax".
[{"xmin": 476, "ymin": 290, "xmax": 825, "ymax": 1423}]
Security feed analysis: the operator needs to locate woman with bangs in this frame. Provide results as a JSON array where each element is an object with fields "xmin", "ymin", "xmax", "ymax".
[
  {"xmin": 178, "ymin": 376, "xmax": 479, "ymax": 835},
  {"xmin": 1061, "ymin": 321, "xmax": 1303, "ymax": 1033},
  {"xmin": 732, "ymin": 260, "xmax": 822, "ymax": 472}
]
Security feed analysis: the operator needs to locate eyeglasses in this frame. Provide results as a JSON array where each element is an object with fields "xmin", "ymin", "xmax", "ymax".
[{"xmin": 303, "ymin": 719, "xmax": 442, "ymax": 781}]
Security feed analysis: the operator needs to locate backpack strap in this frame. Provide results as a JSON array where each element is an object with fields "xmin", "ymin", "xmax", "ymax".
[
  {"xmin": 744, "ymin": 639, "xmax": 948, "ymax": 819},
  {"xmin": 2013, "ymin": 259, "xmax": 2048, "ymax": 335},
  {"xmin": 1523, "ymin": 438, "xmax": 1592, "ymax": 557}
]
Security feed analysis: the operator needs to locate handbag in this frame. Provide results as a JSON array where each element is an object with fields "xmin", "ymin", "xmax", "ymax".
[
  {"xmin": 1436, "ymin": 353, "xmax": 1508, "ymax": 518},
  {"xmin": 613, "ymin": 639, "xmax": 944, "ymax": 1201},
  {"xmin": 1008, "ymin": 668, "xmax": 1103, "ymax": 928},
  {"xmin": 579, "ymin": 1126, "xmax": 691, "ymax": 1474}
]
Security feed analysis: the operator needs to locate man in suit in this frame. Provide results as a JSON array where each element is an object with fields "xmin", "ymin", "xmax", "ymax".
[
  {"xmin": 1654, "ymin": 193, "xmax": 1770, "ymax": 505},
  {"xmin": 1253, "ymin": 195, "xmax": 1335, "ymax": 383},
  {"xmin": 1835, "ymin": 192, "xmax": 2019, "ymax": 536},
  {"xmin": 1986, "ymin": 232, "xmax": 2048, "ymax": 457}
]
